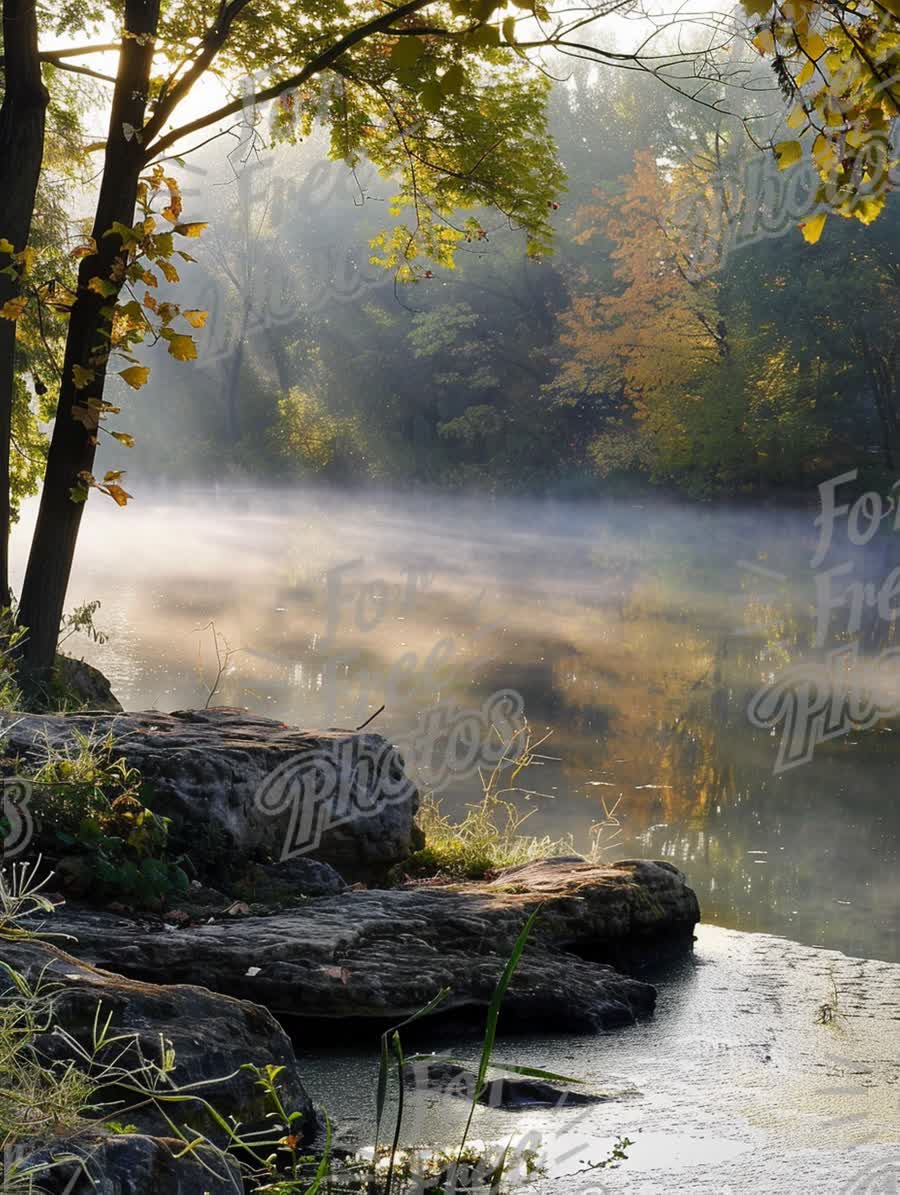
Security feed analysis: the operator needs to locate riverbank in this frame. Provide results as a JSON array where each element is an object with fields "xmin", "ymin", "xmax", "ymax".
[{"xmin": 2, "ymin": 704, "xmax": 896, "ymax": 1192}]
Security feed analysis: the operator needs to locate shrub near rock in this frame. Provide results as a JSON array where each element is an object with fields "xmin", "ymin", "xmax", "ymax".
[{"xmin": 5, "ymin": 730, "xmax": 189, "ymax": 908}]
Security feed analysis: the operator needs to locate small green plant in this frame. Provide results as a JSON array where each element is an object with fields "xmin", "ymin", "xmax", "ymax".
[
  {"xmin": 406, "ymin": 722, "xmax": 623, "ymax": 880},
  {"xmin": 0, "ymin": 607, "xmax": 27, "ymax": 713},
  {"xmin": 0, "ymin": 857, "xmax": 60, "ymax": 940},
  {"xmin": 24, "ymin": 731, "xmax": 189, "ymax": 907},
  {"xmin": 58, "ymin": 600, "xmax": 108, "ymax": 648},
  {"xmin": 368, "ymin": 907, "xmax": 570, "ymax": 1195}
]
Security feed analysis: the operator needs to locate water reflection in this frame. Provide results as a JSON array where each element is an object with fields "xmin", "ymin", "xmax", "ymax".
[{"xmin": 12, "ymin": 488, "xmax": 898, "ymax": 961}]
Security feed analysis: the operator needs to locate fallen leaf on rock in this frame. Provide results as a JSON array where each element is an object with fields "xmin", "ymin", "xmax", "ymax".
[{"xmin": 321, "ymin": 965, "xmax": 352, "ymax": 984}]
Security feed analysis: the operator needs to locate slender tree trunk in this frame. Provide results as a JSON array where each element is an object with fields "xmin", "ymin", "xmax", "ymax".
[
  {"xmin": 263, "ymin": 322, "xmax": 291, "ymax": 390},
  {"xmin": 225, "ymin": 302, "xmax": 250, "ymax": 443},
  {"xmin": 17, "ymin": 0, "xmax": 159, "ymax": 692},
  {"xmin": 857, "ymin": 329, "xmax": 898, "ymax": 470},
  {"xmin": 0, "ymin": 0, "xmax": 49, "ymax": 606}
]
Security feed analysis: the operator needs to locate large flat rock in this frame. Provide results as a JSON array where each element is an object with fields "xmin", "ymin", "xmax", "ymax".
[
  {"xmin": 0, "ymin": 707, "xmax": 418, "ymax": 880},
  {"xmin": 33, "ymin": 858, "xmax": 700, "ymax": 1032}
]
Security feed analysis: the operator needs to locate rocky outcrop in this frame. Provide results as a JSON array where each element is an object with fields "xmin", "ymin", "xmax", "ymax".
[
  {"xmin": 33, "ymin": 858, "xmax": 700, "ymax": 1033},
  {"xmin": 0, "ymin": 936, "xmax": 317, "ymax": 1145},
  {"xmin": 18, "ymin": 1134, "xmax": 242, "ymax": 1195},
  {"xmin": 0, "ymin": 707, "xmax": 418, "ymax": 881},
  {"xmin": 246, "ymin": 856, "xmax": 347, "ymax": 900},
  {"xmin": 52, "ymin": 656, "xmax": 123, "ymax": 712}
]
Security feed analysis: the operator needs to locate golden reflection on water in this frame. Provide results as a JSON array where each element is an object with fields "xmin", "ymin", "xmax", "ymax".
[{"xmin": 11, "ymin": 489, "xmax": 899, "ymax": 961}]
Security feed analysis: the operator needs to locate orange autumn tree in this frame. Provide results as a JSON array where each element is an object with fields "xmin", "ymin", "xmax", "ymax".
[
  {"xmin": 555, "ymin": 150, "xmax": 730, "ymax": 481},
  {"xmin": 554, "ymin": 150, "xmax": 831, "ymax": 492}
]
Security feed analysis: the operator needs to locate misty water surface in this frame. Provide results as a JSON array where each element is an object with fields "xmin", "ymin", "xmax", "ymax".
[{"xmin": 12, "ymin": 487, "xmax": 898, "ymax": 962}]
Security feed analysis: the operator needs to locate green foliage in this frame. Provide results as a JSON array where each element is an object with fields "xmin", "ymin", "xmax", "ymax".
[
  {"xmin": 0, "ymin": 857, "xmax": 59, "ymax": 941},
  {"xmin": 0, "ymin": 608, "xmax": 26, "ymax": 714},
  {"xmin": 23, "ymin": 733, "xmax": 189, "ymax": 908},
  {"xmin": 273, "ymin": 388, "xmax": 367, "ymax": 479},
  {"xmin": 40, "ymin": 49, "xmax": 899, "ymax": 502},
  {"xmin": 58, "ymin": 600, "xmax": 108, "ymax": 648},
  {"xmin": 0, "ymin": 963, "xmax": 98, "ymax": 1152},
  {"xmin": 409, "ymin": 303, "xmax": 480, "ymax": 357}
]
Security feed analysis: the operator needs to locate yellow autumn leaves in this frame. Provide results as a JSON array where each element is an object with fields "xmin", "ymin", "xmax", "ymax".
[
  {"xmin": 69, "ymin": 166, "xmax": 209, "ymax": 411},
  {"xmin": 745, "ymin": 0, "xmax": 898, "ymax": 243},
  {"xmin": 0, "ymin": 240, "xmax": 37, "ymax": 320},
  {"xmin": 58, "ymin": 167, "xmax": 211, "ymax": 506},
  {"xmin": 0, "ymin": 297, "xmax": 28, "ymax": 321},
  {"xmin": 119, "ymin": 366, "xmax": 150, "ymax": 390}
]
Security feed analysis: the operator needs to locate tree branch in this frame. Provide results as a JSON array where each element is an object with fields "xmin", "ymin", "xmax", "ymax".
[
  {"xmin": 142, "ymin": 0, "xmax": 258, "ymax": 144},
  {"xmin": 42, "ymin": 60, "xmax": 117, "ymax": 84},
  {"xmin": 142, "ymin": 0, "xmax": 434, "ymax": 161},
  {"xmin": 40, "ymin": 43, "xmax": 121, "ymax": 60}
]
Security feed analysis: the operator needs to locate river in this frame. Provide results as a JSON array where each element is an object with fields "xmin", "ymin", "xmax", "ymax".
[{"xmin": 12, "ymin": 486, "xmax": 899, "ymax": 964}]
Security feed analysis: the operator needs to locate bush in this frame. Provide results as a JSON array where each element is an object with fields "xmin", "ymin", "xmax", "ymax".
[{"xmin": 23, "ymin": 731, "xmax": 189, "ymax": 908}]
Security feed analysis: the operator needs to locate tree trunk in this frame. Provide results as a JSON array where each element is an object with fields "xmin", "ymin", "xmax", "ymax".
[
  {"xmin": 17, "ymin": 0, "xmax": 160, "ymax": 692},
  {"xmin": 857, "ymin": 329, "xmax": 898, "ymax": 470},
  {"xmin": 0, "ymin": 0, "xmax": 49, "ymax": 606},
  {"xmin": 225, "ymin": 301, "xmax": 250, "ymax": 443}
]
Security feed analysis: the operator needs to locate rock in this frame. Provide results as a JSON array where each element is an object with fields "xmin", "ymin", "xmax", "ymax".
[
  {"xmin": 488, "ymin": 856, "xmax": 700, "ymax": 963},
  {"xmin": 404, "ymin": 1060, "xmax": 613, "ymax": 1108},
  {"xmin": 0, "ymin": 707, "xmax": 419, "ymax": 882},
  {"xmin": 54, "ymin": 854, "xmax": 94, "ymax": 897},
  {"xmin": 35, "ymin": 858, "xmax": 700, "ymax": 1034},
  {"xmin": 248, "ymin": 856, "xmax": 348, "ymax": 900},
  {"xmin": 52, "ymin": 655, "xmax": 123, "ymax": 712},
  {"xmin": 0, "ymin": 936, "xmax": 318, "ymax": 1145},
  {"xmin": 18, "ymin": 1133, "xmax": 242, "ymax": 1195}
]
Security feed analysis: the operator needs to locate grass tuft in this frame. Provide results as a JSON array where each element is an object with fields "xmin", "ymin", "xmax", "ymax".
[{"xmin": 405, "ymin": 722, "xmax": 623, "ymax": 880}]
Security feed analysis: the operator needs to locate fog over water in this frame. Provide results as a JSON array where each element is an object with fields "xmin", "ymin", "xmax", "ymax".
[{"xmin": 12, "ymin": 486, "xmax": 899, "ymax": 962}]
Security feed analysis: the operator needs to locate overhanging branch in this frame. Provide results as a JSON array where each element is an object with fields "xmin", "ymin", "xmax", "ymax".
[{"xmin": 142, "ymin": 0, "xmax": 435, "ymax": 161}]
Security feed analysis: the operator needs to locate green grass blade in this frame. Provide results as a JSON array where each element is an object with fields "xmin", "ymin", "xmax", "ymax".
[
  {"xmin": 304, "ymin": 1110, "xmax": 332, "ymax": 1195},
  {"xmin": 373, "ymin": 986, "xmax": 450, "ymax": 1186},
  {"xmin": 456, "ymin": 904, "xmax": 542, "ymax": 1164}
]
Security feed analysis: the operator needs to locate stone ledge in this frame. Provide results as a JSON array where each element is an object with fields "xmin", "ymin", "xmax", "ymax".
[{"xmin": 36, "ymin": 857, "xmax": 700, "ymax": 1033}]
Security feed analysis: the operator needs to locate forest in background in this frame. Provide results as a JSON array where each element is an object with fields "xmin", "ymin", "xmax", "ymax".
[{"xmin": 101, "ymin": 62, "xmax": 900, "ymax": 501}]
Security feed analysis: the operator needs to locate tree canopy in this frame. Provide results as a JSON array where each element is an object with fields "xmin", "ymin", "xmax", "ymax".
[{"xmin": 0, "ymin": 0, "xmax": 897, "ymax": 688}]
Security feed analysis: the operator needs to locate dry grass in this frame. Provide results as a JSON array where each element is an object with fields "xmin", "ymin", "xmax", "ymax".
[{"xmin": 408, "ymin": 722, "xmax": 624, "ymax": 880}]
